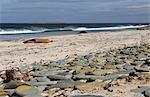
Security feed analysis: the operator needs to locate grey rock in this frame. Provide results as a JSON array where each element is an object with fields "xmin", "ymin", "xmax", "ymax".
[
  {"xmin": 4, "ymin": 81, "xmax": 28, "ymax": 89},
  {"xmin": 72, "ymin": 95, "xmax": 104, "ymax": 97},
  {"xmin": 131, "ymin": 61, "xmax": 145, "ymax": 66},
  {"xmin": 131, "ymin": 86, "xmax": 150, "ymax": 93},
  {"xmin": 143, "ymin": 88, "xmax": 150, "ymax": 97},
  {"xmin": 37, "ymin": 86, "xmax": 47, "ymax": 92},
  {"xmin": 120, "ymin": 49, "xmax": 131, "ymax": 55},
  {"xmin": 5, "ymin": 89, "xmax": 15, "ymax": 96},
  {"xmin": 73, "ymin": 60, "xmax": 88, "ymax": 66},
  {"xmin": 21, "ymin": 95, "xmax": 42, "ymax": 97},
  {"xmin": 73, "ymin": 74, "xmax": 103, "ymax": 80},
  {"xmin": 123, "ymin": 64, "xmax": 134, "ymax": 71},
  {"xmin": 31, "ymin": 77, "xmax": 50, "ymax": 82},
  {"xmin": 46, "ymin": 81, "xmax": 84, "ymax": 89},
  {"xmin": 136, "ymin": 54, "xmax": 149, "ymax": 61},
  {"xmin": 102, "ymin": 71, "xmax": 129, "ymax": 80},
  {"xmin": 27, "ymin": 81, "xmax": 56, "ymax": 86},
  {"xmin": 31, "ymin": 71, "xmax": 52, "ymax": 77},
  {"xmin": 47, "ymin": 75, "xmax": 71, "ymax": 81}
]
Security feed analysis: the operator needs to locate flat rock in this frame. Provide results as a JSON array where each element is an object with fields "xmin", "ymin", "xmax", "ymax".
[
  {"xmin": 46, "ymin": 81, "xmax": 84, "ymax": 89},
  {"xmin": 47, "ymin": 75, "xmax": 70, "ymax": 81},
  {"xmin": 72, "ymin": 95, "xmax": 104, "ymax": 97},
  {"xmin": 131, "ymin": 86, "xmax": 150, "ymax": 93},
  {"xmin": 143, "ymin": 88, "xmax": 150, "ymax": 97},
  {"xmin": 15, "ymin": 85, "xmax": 39, "ymax": 96},
  {"xmin": 75, "ymin": 82, "xmax": 105, "ymax": 91},
  {"xmin": 123, "ymin": 63, "xmax": 134, "ymax": 71},
  {"xmin": 131, "ymin": 61, "xmax": 145, "ymax": 66},
  {"xmin": 101, "ymin": 71, "xmax": 129, "ymax": 80},
  {"xmin": 31, "ymin": 77, "xmax": 50, "ymax": 82},
  {"xmin": 93, "ymin": 69, "xmax": 114, "ymax": 76},
  {"xmin": 27, "ymin": 81, "xmax": 57, "ymax": 86},
  {"xmin": 134, "ymin": 67, "xmax": 149, "ymax": 72},
  {"xmin": 4, "ymin": 81, "xmax": 28, "ymax": 89},
  {"xmin": 136, "ymin": 54, "xmax": 149, "ymax": 61},
  {"xmin": 73, "ymin": 74, "xmax": 103, "ymax": 81},
  {"xmin": 23, "ymin": 95, "xmax": 42, "ymax": 97}
]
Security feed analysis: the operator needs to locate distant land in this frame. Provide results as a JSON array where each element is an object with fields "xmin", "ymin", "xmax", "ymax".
[{"xmin": 32, "ymin": 22, "xmax": 65, "ymax": 24}]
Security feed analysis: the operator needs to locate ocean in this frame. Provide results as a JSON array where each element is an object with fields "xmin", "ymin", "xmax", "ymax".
[{"xmin": 0, "ymin": 23, "xmax": 149, "ymax": 41}]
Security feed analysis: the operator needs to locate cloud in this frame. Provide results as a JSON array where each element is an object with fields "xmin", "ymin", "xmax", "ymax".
[
  {"xmin": 0, "ymin": 0, "xmax": 149, "ymax": 23},
  {"xmin": 127, "ymin": 4, "xmax": 150, "ymax": 9}
]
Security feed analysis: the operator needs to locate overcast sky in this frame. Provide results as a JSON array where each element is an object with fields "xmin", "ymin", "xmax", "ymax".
[{"xmin": 0, "ymin": 0, "xmax": 150, "ymax": 23}]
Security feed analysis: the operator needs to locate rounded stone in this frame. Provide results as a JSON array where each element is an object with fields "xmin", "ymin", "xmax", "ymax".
[{"xmin": 15, "ymin": 85, "xmax": 39, "ymax": 96}]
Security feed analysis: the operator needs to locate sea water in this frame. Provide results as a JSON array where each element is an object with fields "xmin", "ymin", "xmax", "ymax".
[{"xmin": 0, "ymin": 23, "xmax": 149, "ymax": 40}]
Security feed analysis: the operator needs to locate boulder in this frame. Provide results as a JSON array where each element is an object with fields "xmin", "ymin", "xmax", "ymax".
[
  {"xmin": 23, "ymin": 39, "xmax": 52, "ymax": 43},
  {"xmin": 14, "ymin": 85, "xmax": 39, "ymax": 96}
]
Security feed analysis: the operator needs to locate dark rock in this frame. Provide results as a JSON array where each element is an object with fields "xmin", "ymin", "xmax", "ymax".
[
  {"xmin": 134, "ymin": 67, "xmax": 149, "ymax": 72},
  {"xmin": 4, "ymin": 81, "xmax": 29, "ymax": 89},
  {"xmin": 4, "ymin": 69, "xmax": 15, "ymax": 83},
  {"xmin": 136, "ymin": 27, "xmax": 149, "ymax": 30},
  {"xmin": 143, "ymin": 88, "xmax": 150, "ymax": 97},
  {"xmin": 47, "ymin": 75, "xmax": 71, "ymax": 81},
  {"xmin": 78, "ymin": 31, "xmax": 88, "ymax": 34}
]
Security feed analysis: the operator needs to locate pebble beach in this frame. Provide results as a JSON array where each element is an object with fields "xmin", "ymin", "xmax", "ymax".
[{"xmin": 0, "ymin": 29, "xmax": 150, "ymax": 97}]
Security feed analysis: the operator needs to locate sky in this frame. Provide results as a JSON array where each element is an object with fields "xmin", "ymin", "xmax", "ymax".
[{"xmin": 0, "ymin": 0, "xmax": 150, "ymax": 23}]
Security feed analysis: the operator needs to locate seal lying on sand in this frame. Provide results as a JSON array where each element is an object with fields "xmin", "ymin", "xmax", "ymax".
[{"xmin": 23, "ymin": 38, "xmax": 52, "ymax": 43}]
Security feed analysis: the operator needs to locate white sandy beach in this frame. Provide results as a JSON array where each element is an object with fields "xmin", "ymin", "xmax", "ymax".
[
  {"xmin": 0, "ymin": 29, "xmax": 150, "ymax": 97},
  {"xmin": 0, "ymin": 30, "xmax": 150, "ymax": 70}
]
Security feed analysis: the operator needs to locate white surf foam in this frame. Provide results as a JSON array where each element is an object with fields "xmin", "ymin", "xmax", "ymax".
[
  {"xmin": 73, "ymin": 25, "xmax": 148, "ymax": 31},
  {"xmin": 0, "ymin": 29, "xmax": 47, "ymax": 35}
]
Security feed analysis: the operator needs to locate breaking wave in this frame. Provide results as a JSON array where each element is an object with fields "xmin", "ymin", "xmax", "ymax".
[
  {"xmin": 0, "ymin": 25, "xmax": 148, "ymax": 35},
  {"xmin": 72, "ymin": 25, "xmax": 148, "ymax": 31}
]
